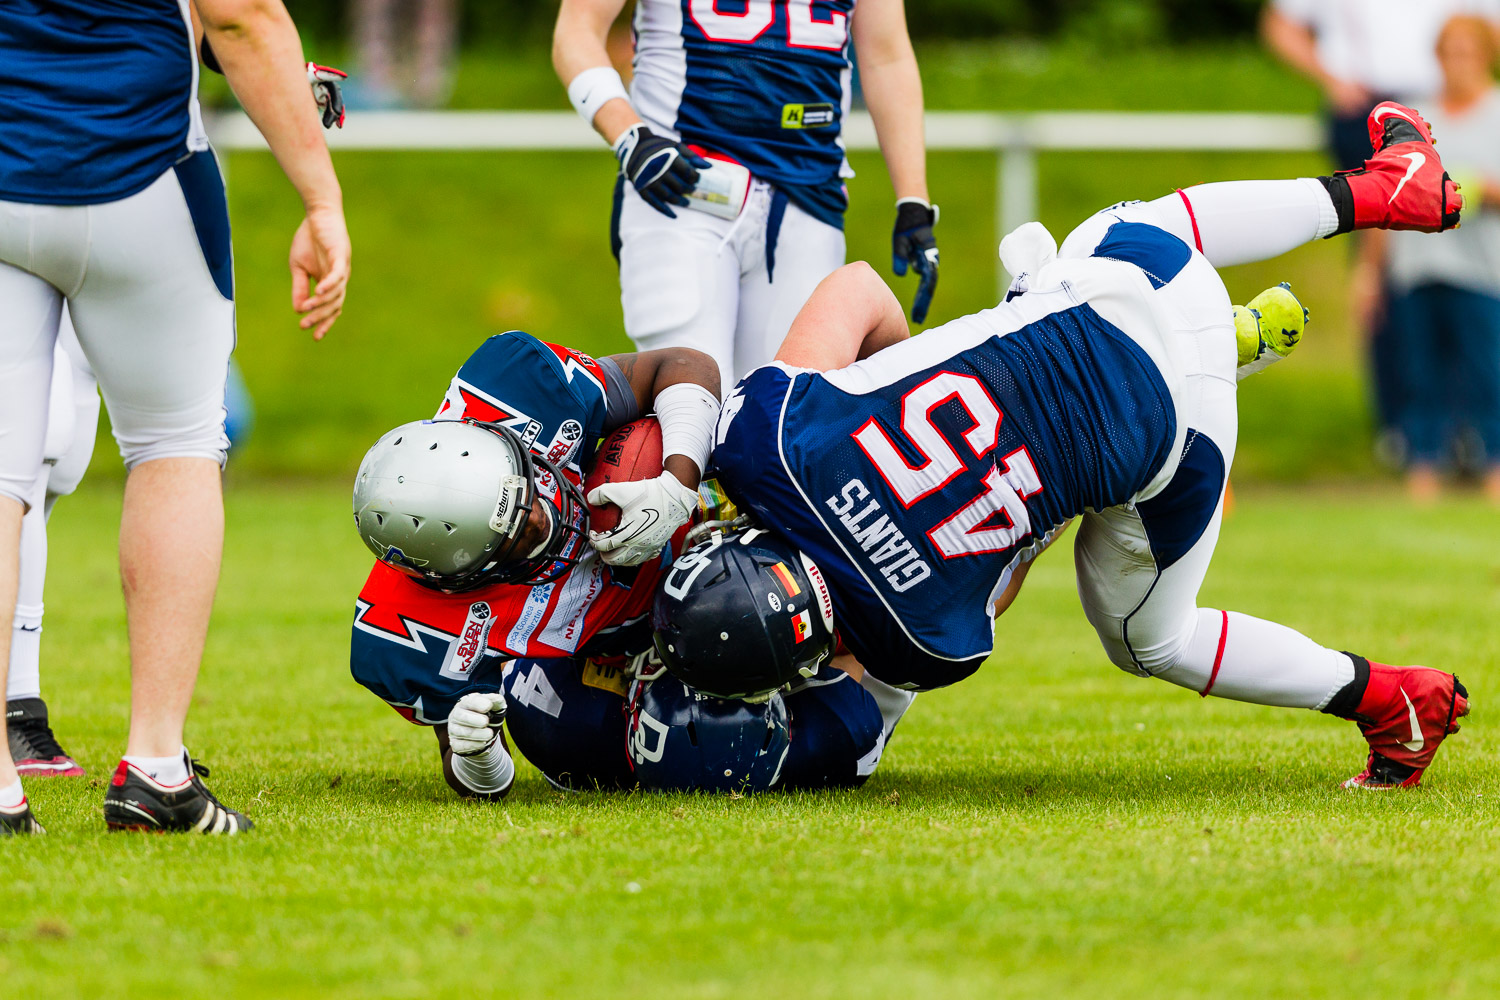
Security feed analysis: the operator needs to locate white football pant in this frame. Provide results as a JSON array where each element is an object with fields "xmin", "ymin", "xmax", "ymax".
[
  {"xmin": 7, "ymin": 315, "xmax": 100, "ymax": 702},
  {"xmin": 617, "ymin": 180, "xmax": 846, "ymax": 391},
  {"xmin": 1056, "ymin": 194, "xmax": 1355, "ymax": 711},
  {"xmin": 0, "ymin": 160, "xmax": 235, "ymax": 509}
]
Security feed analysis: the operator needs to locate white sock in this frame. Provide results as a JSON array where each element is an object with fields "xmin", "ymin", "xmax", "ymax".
[
  {"xmin": 1146, "ymin": 178, "xmax": 1339, "ymax": 267},
  {"xmin": 1154, "ymin": 608, "xmax": 1355, "ymax": 710},
  {"xmin": 450, "ymin": 740, "xmax": 516, "ymax": 796},
  {"xmin": 0, "ymin": 777, "xmax": 25, "ymax": 809},
  {"xmin": 123, "ymin": 748, "xmax": 191, "ymax": 786},
  {"xmin": 8, "ymin": 496, "xmax": 48, "ymax": 702}
]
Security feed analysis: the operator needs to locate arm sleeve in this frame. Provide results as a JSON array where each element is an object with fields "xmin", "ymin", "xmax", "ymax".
[{"xmin": 597, "ymin": 355, "xmax": 642, "ymax": 429}]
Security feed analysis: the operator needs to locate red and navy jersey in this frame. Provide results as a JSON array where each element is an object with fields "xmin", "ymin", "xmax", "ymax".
[
  {"xmin": 631, "ymin": 0, "xmax": 857, "ymax": 228},
  {"xmin": 349, "ymin": 330, "xmax": 677, "ymax": 724}
]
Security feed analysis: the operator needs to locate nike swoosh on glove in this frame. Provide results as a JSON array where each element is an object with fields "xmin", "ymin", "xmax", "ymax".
[
  {"xmin": 448, "ymin": 692, "xmax": 507, "ymax": 756},
  {"xmin": 587, "ymin": 472, "xmax": 701, "ymax": 567}
]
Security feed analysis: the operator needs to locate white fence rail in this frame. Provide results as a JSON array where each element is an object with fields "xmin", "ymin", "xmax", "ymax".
[{"xmin": 207, "ymin": 110, "xmax": 1323, "ymax": 294}]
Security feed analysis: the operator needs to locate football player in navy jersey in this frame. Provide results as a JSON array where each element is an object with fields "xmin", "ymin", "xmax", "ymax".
[
  {"xmin": 0, "ymin": 0, "xmax": 350, "ymax": 836},
  {"xmin": 348, "ymin": 334, "xmax": 888, "ymax": 797},
  {"xmin": 661, "ymin": 104, "xmax": 1475, "ymax": 791},
  {"xmin": 553, "ymin": 0, "xmax": 939, "ymax": 393}
]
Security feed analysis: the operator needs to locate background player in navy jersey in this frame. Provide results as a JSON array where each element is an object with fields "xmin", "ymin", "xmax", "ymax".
[
  {"xmin": 348, "ymin": 333, "xmax": 886, "ymax": 796},
  {"xmin": 0, "ymin": 0, "xmax": 350, "ymax": 836},
  {"xmin": 553, "ymin": 0, "xmax": 939, "ymax": 392},
  {"xmin": 659, "ymin": 103, "xmax": 1474, "ymax": 791}
]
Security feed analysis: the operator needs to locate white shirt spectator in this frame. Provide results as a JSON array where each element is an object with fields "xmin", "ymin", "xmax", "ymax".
[{"xmin": 1272, "ymin": 0, "xmax": 1500, "ymax": 97}]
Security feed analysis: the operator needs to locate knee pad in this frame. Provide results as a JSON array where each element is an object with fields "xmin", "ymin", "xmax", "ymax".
[
  {"xmin": 1101, "ymin": 611, "xmax": 1200, "ymax": 679},
  {"xmin": 503, "ymin": 658, "xmax": 634, "ymax": 791},
  {"xmin": 780, "ymin": 668, "xmax": 887, "ymax": 790}
]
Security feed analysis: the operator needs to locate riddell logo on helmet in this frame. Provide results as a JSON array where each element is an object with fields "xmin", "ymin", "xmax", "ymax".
[
  {"xmin": 441, "ymin": 602, "xmax": 495, "ymax": 679},
  {"xmin": 799, "ymin": 553, "xmax": 834, "ymax": 632}
]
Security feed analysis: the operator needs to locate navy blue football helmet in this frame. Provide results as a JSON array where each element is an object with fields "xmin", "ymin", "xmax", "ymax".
[
  {"xmin": 503, "ymin": 658, "xmax": 635, "ymax": 791},
  {"xmin": 626, "ymin": 675, "xmax": 791, "ymax": 793},
  {"xmin": 652, "ymin": 527, "xmax": 835, "ymax": 698}
]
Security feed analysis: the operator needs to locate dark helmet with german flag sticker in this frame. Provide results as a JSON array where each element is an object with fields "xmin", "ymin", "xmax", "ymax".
[{"xmin": 651, "ymin": 526, "xmax": 835, "ymax": 699}]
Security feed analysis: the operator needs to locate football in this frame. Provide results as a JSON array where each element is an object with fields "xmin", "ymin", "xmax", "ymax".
[{"xmin": 584, "ymin": 416, "xmax": 664, "ymax": 532}]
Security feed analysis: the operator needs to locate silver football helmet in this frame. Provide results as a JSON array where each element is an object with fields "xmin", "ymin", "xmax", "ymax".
[{"xmin": 352, "ymin": 418, "xmax": 587, "ymax": 592}]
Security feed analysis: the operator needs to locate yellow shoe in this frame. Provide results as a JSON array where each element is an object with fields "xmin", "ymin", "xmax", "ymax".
[{"xmin": 1234, "ymin": 282, "xmax": 1309, "ymax": 369}]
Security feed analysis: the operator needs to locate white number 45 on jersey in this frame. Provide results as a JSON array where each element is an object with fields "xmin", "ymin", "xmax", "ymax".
[{"xmin": 853, "ymin": 371, "xmax": 1045, "ymax": 559}]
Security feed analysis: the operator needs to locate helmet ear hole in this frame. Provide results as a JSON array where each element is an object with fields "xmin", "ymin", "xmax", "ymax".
[
  {"xmin": 442, "ymin": 522, "xmax": 456, "ymax": 534},
  {"xmin": 373, "ymin": 513, "xmax": 384, "ymax": 526},
  {"xmin": 429, "ymin": 442, "xmax": 438, "ymax": 451},
  {"xmin": 410, "ymin": 516, "xmax": 422, "ymax": 529}
]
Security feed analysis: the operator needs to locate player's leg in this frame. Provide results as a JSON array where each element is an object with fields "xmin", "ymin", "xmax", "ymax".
[
  {"xmin": 780, "ymin": 665, "xmax": 891, "ymax": 790},
  {"xmin": 617, "ymin": 183, "xmax": 742, "ymax": 393},
  {"xmin": 66, "ymin": 157, "xmax": 247, "ymax": 832},
  {"xmin": 503, "ymin": 658, "xmax": 633, "ymax": 792},
  {"xmin": 1061, "ymin": 103, "xmax": 1460, "ymax": 269},
  {"xmin": 0, "ymin": 255, "xmax": 63, "ymax": 833},
  {"xmin": 8, "ymin": 317, "xmax": 96, "ymax": 778},
  {"xmin": 735, "ymin": 198, "xmax": 847, "ymax": 377},
  {"xmin": 1077, "ymin": 362, "xmax": 1467, "ymax": 788}
]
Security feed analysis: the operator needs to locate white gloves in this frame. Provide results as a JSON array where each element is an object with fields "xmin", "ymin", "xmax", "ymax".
[
  {"xmin": 587, "ymin": 472, "xmax": 700, "ymax": 567},
  {"xmin": 448, "ymin": 691, "xmax": 507, "ymax": 756}
]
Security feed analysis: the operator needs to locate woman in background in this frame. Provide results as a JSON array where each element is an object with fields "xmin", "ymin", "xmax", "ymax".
[{"xmin": 1383, "ymin": 16, "xmax": 1500, "ymax": 501}]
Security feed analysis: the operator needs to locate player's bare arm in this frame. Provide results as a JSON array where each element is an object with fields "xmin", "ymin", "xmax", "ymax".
[
  {"xmin": 194, "ymin": 0, "xmax": 350, "ymax": 339},
  {"xmin": 776, "ymin": 262, "xmax": 911, "ymax": 372},
  {"xmin": 853, "ymin": 0, "xmax": 939, "ymax": 322},
  {"xmin": 587, "ymin": 347, "xmax": 722, "ymax": 565},
  {"xmin": 554, "ymin": 0, "xmax": 707, "ymax": 218}
]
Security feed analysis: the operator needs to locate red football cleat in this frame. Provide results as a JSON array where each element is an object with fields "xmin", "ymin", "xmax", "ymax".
[
  {"xmin": 1342, "ymin": 663, "xmax": 1469, "ymax": 789},
  {"xmin": 1341, "ymin": 102, "xmax": 1463, "ymax": 232}
]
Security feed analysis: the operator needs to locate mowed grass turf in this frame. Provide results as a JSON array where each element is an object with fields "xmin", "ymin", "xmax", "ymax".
[{"xmin": 2, "ymin": 481, "xmax": 1495, "ymax": 998}]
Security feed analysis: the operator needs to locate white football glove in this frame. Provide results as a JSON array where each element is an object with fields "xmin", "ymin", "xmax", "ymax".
[
  {"xmin": 447, "ymin": 691, "xmax": 507, "ymax": 756},
  {"xmin": 587, "ymin": 472, "xmax": 700, "ymax": 567}
]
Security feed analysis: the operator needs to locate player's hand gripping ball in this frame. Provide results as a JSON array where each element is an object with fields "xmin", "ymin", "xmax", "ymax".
[{"xmin": 585, "ymin": 418, "xmax": 699, "ymax": 567}]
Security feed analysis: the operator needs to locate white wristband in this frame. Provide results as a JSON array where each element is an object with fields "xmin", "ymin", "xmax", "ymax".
[
  {"xmin": 451, "ymin": 739, "xmax": 515, "ymax": 796},
  {"xmin": 567, "ymin": 66, "xmax": 631, "ymax": 127},
  {"xmin": 654, "ymin": 382, "xmax": 721, "ymax": 475}
]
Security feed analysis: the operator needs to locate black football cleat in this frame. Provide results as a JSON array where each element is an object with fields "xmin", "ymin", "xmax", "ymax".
[
  {"xmin": 104, "ymin": 758, "xmax": 253, "ymax": 834},
  {"xmin": 0, "ymin": 800, "xmax": 44, "ymax": 836},
  {"xmin": 7, "ymin": 698, "xmax": 84, "ymax": 777}
]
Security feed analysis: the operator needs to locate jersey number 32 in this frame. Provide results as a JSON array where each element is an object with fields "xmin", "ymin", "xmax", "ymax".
[
  {"xmin": 689, "ymin": 0, "xmax": 849, "ymax": 51},
  {"xmin": 853, "ymin": 372, "xmax": 1045, "ymax": 560}
]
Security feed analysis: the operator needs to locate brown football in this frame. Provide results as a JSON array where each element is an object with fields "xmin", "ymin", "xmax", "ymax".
[{"xmin": 584, "ymin": 417, "xmax": 664, "ymax": 533}]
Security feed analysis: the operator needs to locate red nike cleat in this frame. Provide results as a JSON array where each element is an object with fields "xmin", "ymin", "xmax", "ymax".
[
  {"xmin": 1342, "ymin": 663, "xmax": 1469, "ymax": 789},
  {"xmin": 1340, "ymin": 102, "xmax": 1463, "ymax": 232}
]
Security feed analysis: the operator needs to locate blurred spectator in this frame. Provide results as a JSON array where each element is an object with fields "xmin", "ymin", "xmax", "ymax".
[
  {"xmin": 351, "ymin": 0, "xmax": 459, "ymax": 108},
  {"xmin": 1380, "ymin": 16, "xmax": 1500, "ymax": 501},
  {"xmin": 1262, "ymin": 0, "xmax": 1500, "ymax": 467}
]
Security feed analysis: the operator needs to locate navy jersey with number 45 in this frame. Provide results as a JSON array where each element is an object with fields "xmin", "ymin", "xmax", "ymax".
[{"xmin": 712, "ymin": 251, "xmax": 1186, "ymax": 690}]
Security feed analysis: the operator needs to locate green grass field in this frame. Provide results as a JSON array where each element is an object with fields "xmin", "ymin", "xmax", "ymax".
[{"xmin": 4, "ymin": 483, "xmax": 1495, "ymax": 999}]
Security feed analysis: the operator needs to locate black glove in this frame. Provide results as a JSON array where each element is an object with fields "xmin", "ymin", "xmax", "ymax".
[
  {"xmin": 613, "ymin": 124, "xmax": 709, "ymax": 219},
  {"xmin": 306, "ymin": 63, "xmax": 348, "ymax": 130},
  {"xmin": 892, "ymin": 199, "xmax": 940, "ymax": 324}
]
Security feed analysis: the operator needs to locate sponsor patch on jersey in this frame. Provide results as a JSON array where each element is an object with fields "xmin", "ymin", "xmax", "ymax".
[
  {"xmin": 782, "ymin": 103, "xmax": 836, "ymax": 129},
  {"xmin": 440, "ymin": 601, "xmax": 496, "ymax": 680},
  {"xmin": 769, "ymin": 561, "xmax": 802, "ymax": 598},
  {"xmin": 791, "ymin": 609, "xmax": 814, "ymax": 643},
  {"xmin": 546, "ymin": 419, "xmax": 585, "ymax": 466},
  {"xmin": 581, "ymin": 659, "xmax": 630, "ymax": 697}
]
